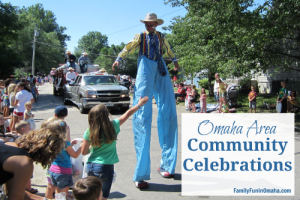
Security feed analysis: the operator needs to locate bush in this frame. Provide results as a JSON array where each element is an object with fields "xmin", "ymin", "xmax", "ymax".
[{"xmin": 199, "ymin": 78, "xmax": 209, "ymax": 89}]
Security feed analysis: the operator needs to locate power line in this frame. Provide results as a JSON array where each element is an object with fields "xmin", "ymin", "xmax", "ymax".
[{"xmin": 107, "ymin": 8, "xmax": 184, "ymax": 36}]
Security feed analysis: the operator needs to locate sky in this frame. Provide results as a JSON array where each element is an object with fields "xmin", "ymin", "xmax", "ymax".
[{"xmin": 4, "ymin": 0, "xmax": 265, "ymax": 52}]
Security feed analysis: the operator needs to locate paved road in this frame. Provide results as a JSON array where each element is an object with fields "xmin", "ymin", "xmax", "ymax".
[{"xmin": 31, "ymin": 83, "xmax": 300, "ymax": 200}]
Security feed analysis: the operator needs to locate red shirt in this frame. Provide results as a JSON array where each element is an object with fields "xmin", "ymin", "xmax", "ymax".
[{"xmin": 248, "ymin": 91, "xmax": 257, "ymax": 101}]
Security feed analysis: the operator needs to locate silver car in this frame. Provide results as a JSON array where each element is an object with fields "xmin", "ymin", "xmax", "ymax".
[{"xmin": 63, "ymin": 73, "xmax": 130, "ymax": 114}]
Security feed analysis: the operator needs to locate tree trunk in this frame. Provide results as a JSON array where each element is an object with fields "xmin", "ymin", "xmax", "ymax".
[{"xmin": 208, "ymin": 70, "xmax": 214, "ymax": 97}]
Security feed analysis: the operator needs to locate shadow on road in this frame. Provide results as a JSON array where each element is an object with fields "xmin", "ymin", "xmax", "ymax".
[
  {"xmin": 109, "ymin": 191, "xmax": 127, "ymax": 199},
  {"xmin": 33, "ymin": 93, "xmax": 65, "ymax": 112},
  {"xmin": 143, "ymin": 183, "xmax": 181, "ymax": 192}
]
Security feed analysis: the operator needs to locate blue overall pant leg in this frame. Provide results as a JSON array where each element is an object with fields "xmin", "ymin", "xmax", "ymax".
[{"xmin": 132, "ymin": 56, "xmax": 178, "ymax": 182}]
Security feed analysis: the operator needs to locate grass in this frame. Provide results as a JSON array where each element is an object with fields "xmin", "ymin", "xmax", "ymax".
[{"xmin": 174, "ymin": 87, "xmax": 300, "ymax": 126}]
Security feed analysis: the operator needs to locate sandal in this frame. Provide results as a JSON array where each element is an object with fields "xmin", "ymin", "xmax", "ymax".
[{"xmin": 26, "ymin": 187, "xmax": 38, "ymax": 194}]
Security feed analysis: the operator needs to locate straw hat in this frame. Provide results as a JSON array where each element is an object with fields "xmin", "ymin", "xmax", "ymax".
[
  {"xmin": 99, "ymin": 68, "xmax": 107, "ymax": 73},
  {"xmin": 52, "ymin": 68, "xmax": 56, "ymax": 70},
  {"xmin": 66, "ymin": 51, "xmax": 71, "ymax": 54},
  {"xmin": 140, "ymin": 13, "xmax": 164, "ymax": 25},
  {"xmin": 68, "ymin": 67, "xmax": 74, "ymax": 71},
  {"xmin": 82, "ymin": 52, "xmax": 88, "ymax": 55}
]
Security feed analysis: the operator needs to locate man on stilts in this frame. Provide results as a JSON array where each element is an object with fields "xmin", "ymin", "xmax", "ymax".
[{"xmin": 112, "ymin": 13, "xmax": 179, "ymax": 189}]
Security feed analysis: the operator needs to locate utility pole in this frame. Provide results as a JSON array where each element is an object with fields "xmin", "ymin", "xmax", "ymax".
[{"xmin": 31, "ymin": 24, "xmax": 38, "ymax": 75}]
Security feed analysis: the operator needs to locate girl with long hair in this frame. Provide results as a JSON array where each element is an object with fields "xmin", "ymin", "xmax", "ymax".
[{"xmin": 81, "ymin": 96, "xmax": 148, "ymax": 200}]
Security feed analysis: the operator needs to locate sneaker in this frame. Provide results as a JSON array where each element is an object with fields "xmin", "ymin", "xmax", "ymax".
[
  {"xmin": 135, "ymin": 180, "xmax": 149, "ymax": 189},
  {"xmin": 157, "ymin": 167, "xmax": 174, "ymax": 178}
]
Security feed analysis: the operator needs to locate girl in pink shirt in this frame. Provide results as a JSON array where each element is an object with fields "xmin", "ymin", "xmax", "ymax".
[{"xmin": 200, "ymin": 88, "xmax": 207, "ymax": 113}]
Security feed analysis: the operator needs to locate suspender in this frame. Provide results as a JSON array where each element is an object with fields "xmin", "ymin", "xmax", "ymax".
[
  {"xmin": 156, "ymin": 32, "xmax": 163, "ymax": 55},
  {"xmin": 140, "ymin": 31, "xmax": 163, "ymax": 55}
]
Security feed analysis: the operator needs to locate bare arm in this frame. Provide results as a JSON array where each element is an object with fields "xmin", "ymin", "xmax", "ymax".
[
  {"xmin": 81, "ymin": 138, "xmax": 90, "ymax": 156},
  {"xmin": 66, "ymin": 143, "xmax": 82, "ymax": 158},
  {"xmin": 66, "ymin": 125, "xmax": 71, "ymax": 142},
  {"xmin": 14, "ymin": 100, "xmax": 19, "ymax": 108},
  {"xmin": 118, "ymin": 97, "xmax": 149, "ymax": 126},
  {"xmin": 3, "ymin": 156, "xmax": 33, "ymax": 200},
  {"xmin": 24, "ymin": 112, "xmax": 30, "ymax": 120}
]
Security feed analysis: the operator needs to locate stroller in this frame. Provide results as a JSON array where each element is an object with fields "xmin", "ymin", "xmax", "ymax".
[{"xmin": 227, "ymin": 84, "xmax": 239, "ymax": 108}]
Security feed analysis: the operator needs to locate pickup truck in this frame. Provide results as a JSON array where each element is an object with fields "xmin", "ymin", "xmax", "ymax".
[
  {"xmin": 53, "ymin": 63, "xmax": 99, "ymax": 96},
  {"xmin": 63, "ymin": 72, "xmax": 130, "ymax": 114}
]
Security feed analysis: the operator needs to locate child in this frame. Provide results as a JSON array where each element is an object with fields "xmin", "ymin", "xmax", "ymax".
[
  {"xmin": 185, "ymin": 85, "xmax": 191, "ymax": 111},
  {"xmin": 248, "ymin": 86, "xmax": 257, "ymax": 113},
  {"xmin": 73, "ymin": 176, "xmax": 103, "ymax": 200},
  {"xmin": 277, "ymin": 81, "xmax": 288, "ymax": 113},
  {"xmin": 199, "ymin": 88, "xmax": 207, "ymax": 113},
  {"xmin": 48, "ymin": 119, "xmax": 82, "ymax": 196},
  {"xmin": 81, "ymin": 96, "xmax": 148, "ymax": 198},
  {"xmin": 24, "ymin": 101, "xmax": 36, "ymax": 130},
  {"xmin": 15, "ymin": 120, "xmax": 30, "ymax": 136},
  {"xmin": 54, "ymin": 105, "xmax": 71, "ymax": 142},
  {"xmin": 41, "ymin": 117, "xmax": 69, "ymax": 199}
]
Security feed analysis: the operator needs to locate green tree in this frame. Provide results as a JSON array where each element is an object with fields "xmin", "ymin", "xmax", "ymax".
[
  {"xmin": 11, "ymin": 3, "xmax": 70, "ymax": 74},
  {"xmin": 94, "ymin": 43, "xmax": 139, "ymax": 78},
  {"xmin": 164, "ymin": 0, "xmax": 300, "ymax": 95},
  {"xmin": 74, "ymin": 31, "xmax": 109, "ymax": 63},
  {"xmin": 0, "ymin": 1, "xmax": 23, "ymax": 75}
]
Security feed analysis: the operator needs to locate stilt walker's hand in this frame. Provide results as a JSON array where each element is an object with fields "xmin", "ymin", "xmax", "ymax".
[
  {"xmin": 174, "ymin": 62, "xmax": 179, "ymax": 71},
  {"xmin": 112, "ymin": 61, "xmax": 120, "ymax": 71},
  {"xmin": 138, "ymin": 96, "xmax": 149, "ymax": 107}
]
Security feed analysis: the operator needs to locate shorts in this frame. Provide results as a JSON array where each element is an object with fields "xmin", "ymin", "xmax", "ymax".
[
  {"xmin": 13, "ymin": 111, "xmax": 24, "ymax": 117},
  {"xmin": 214, "ymin": 92, "xmax": 219, "ymax": 101},
  {"xmin": 49, "ymin": 171, "xmax": 73, "ymax": 189},
  {"xmin": 190, "ymin": 98, "xmax": 197, "ymax": 103},
  {"xmin": 219, "ymin": 92, "xmax": 227, "ymax": 98},
  {"xmin": 249, "ymin": 101, "xmax": 256, "ymax": 108},
  {"xmin": 87, "ymin": 163, "xmax": 114, "ymax": 198}
]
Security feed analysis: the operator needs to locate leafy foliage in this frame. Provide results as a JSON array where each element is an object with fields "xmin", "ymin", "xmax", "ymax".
[
  {"xmin": 164, "ymin": 0, "xmax": 300, "ymax": 95},
  {"xmin": 0, "ymin": 1, "xmax": 23, "ymax": 75},
  {"xmin": 74, "ymin": 31, "xmax": 109, "ymax": 63},
  {"xmin": 199, "ymin": 78, "xmax": 209, "ymax": 89},
  {"xmin": 94, "ymin": 43, "xmax": 139, "ymax": 78},
  {"xmin": 0, "ymin": 2, "xmax": 70, "ymax": 75},
  {"xmin": 13, "ymin": 4, "xmax": 69, "ymax": 74}
]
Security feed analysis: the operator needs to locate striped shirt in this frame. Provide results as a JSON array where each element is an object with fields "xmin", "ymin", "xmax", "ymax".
[{"xmin": 116, "ymin": 30, "xmax": 177, "ymax": 63}]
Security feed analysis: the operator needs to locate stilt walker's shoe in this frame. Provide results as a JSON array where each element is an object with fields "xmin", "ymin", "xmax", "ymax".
[
  {"xmin": 157, "ymin": 167, "xmax": 174, "ymax": 178},
  {"xmin": 135, "ymin": 180, "xmax": 149, "ymax": 189}
]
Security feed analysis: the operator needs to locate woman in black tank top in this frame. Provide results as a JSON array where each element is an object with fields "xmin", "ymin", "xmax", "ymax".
[{"xmin": 0, "ymin": 128, "xmax": 64, "ymax": 200}]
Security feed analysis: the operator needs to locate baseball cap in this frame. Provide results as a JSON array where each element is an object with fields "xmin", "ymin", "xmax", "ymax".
[{"xmin": 54, "ymin": 105, "xmax": 68, "ymax": 117}]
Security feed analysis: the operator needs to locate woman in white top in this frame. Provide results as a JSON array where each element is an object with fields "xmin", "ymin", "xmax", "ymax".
[{"xmin": 10, "ymin": 82, "xmax": 34, "ymax": 131}]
